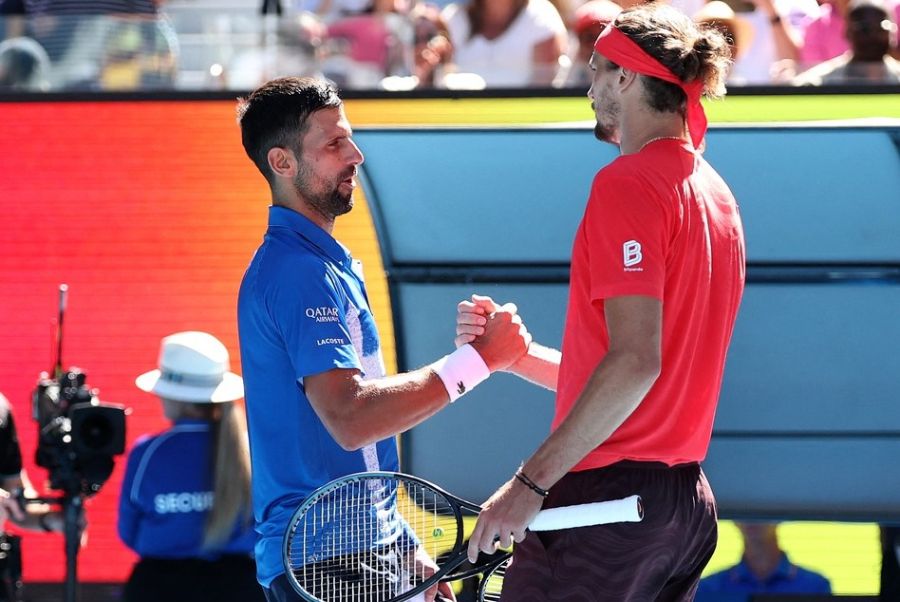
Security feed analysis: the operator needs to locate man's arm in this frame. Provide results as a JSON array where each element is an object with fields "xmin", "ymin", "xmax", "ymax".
[
  {"xmin": 755, "ymin": 0, "xmax": 803, "ymax": 63},
  {"xmin": 305, "ymin": 307, "xmax": 531, "ymax": 451},
  {"xmin": 303, "ymin": 367, "xmax": 450, "ymax": 451},
  {"xmin": 505, "ymin": 342, "xmax": 560, "ymax": 391},
  {"xmin": 519, "ymin": 295, "xmax": 661, "ymax": 488},
  {"xmin": 467, "ymin": 295, "xmax": 661, "ymax": 559},
  {"xmin": 0, "ymin": 403, "xmax": 62, "ymax": 533},
  {"xmin": 1, "ymin": 473, "xmax": 62, "ymax": 533},
  {"xmin": 455, "ymin": 295, "xmax": 560, "ymax": 391},
  {"xmin": 0, "ymin": 480, "xmax": 25, "ymax": 530}
]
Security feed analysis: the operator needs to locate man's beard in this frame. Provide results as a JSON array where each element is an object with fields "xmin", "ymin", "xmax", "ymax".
[
  {"xmin": 594, "ymin": 122, "xmax": 617, "ymax": 143},
  {"xmin": 294, "ymin": 163, "xmax": 355, "ymax": 220},
  {"xmin": 592, "ymin": 93, "xmax": 620, "ymax": 145}
]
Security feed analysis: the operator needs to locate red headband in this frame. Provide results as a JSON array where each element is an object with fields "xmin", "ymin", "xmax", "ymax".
[{"xmin": 593, "ymin": 25, "xmax": 707, "ymax": 149}]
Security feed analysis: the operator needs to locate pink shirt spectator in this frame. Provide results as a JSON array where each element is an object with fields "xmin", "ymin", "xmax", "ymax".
[
  {"xmin": 801, "ymin": 1, "xmax": 900, "ymax": 66},
  {"xmin": 327, "ymin": 15, "xmax": 390, "ymax": 69}
]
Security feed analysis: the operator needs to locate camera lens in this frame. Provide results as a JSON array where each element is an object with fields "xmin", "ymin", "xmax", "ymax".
[{"xmin": 76, "ymin": 413, "xmax": 114, "ymax": 451}]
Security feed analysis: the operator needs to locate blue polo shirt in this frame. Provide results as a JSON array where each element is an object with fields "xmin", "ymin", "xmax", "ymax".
[
  {"xmin": 237, "ymin": 206, "xmax": 399, "ymax": 586},
  {"xmin": 117, "ymin": 419, "xmax": 257, "ymax": 559},
  {"xmin": 696, "ymin": 553, "xmax": 831, "ymax": 601}
]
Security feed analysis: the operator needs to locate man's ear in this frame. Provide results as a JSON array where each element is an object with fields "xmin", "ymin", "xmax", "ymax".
[
  {"xmin": 618, "ymin": 67, "xmax": 639, "ymax": 91},
  {"xmin": 267, "ymin": 147, "xmax": 297, "ymax": 179}
]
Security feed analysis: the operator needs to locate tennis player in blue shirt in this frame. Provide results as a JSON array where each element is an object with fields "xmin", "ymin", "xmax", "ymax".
[{"xmin": 236, "ymin": 77, "xmax": 531, "ymax": 602}]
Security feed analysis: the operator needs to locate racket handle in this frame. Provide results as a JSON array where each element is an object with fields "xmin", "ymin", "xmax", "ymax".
[{"xmin": 528, "ymin": 494, "xmax": 643, "ymax": 531}]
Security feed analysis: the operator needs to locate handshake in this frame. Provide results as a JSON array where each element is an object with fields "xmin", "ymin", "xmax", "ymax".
[{"xmin": 453, "ymin": 294, "xmax": 532, "ymax": 374}]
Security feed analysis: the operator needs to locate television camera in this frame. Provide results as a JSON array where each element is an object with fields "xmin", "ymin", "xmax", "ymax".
[
  {"xmin": 28, "ymin": 284, "xmax": 127, "ymax": 602},
  {"xmin": 32, "ymin": 368, "xmax": 126, "ymax": 497}
]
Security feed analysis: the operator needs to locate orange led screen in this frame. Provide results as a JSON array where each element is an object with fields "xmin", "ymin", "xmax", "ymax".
[{"xmin": 0, "ymin": 99, "xmax": 392, "ymax": 583}]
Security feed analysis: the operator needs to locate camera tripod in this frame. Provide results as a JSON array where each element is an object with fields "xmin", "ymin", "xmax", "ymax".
[{"xmin": 29, "ymin": 493, "xmax": 85, "ymax": 602}]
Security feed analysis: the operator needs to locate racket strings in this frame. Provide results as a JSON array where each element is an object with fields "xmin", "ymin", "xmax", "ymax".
[
  {"xmin": 478, "ymin": 559, "xmax": 508, "ymax": 602},
  {"xmin": 286, "ymin": 477, "xmax": 461, "ymax": 601}
]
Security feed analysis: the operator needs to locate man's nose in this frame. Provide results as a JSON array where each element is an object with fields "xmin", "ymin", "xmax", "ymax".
[{"xmin": 349, "ymin": 141, "xmax": 364, "ymax": 166}]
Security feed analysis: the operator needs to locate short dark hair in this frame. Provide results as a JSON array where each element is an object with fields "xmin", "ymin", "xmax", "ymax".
[
  {"xmin": 611, "ymin": 5, "xmax": 731, "ymax": 114},
  {"xmin": 236, "ymin": 77, "xmax": 343, "ymax": 184}
]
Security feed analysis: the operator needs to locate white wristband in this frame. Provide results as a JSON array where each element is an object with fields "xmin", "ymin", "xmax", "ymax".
[{"xmin": 431, "ymin": 344, "xmax": 490, "ymax": 403}]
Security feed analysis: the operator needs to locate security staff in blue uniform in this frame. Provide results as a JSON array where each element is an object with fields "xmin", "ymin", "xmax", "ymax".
[{"xmin": 118, "ymin": 331, "xmax": 264, "ymax": 602}]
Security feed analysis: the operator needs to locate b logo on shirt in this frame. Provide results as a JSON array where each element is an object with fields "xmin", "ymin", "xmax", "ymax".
[{"xmin": 623, "ymin": 240, "xmax": 643, "ymax": 271}]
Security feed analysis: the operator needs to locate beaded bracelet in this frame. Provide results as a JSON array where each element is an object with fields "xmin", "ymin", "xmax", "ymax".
[{"xmin": 514, "ymin": 467, "xmax": 549, "ymax": 498}]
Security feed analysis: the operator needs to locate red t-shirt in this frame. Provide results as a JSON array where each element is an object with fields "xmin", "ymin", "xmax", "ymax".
[{"xmin": 553, "ymin": 138, "xmax": 746, "ymax": 470}]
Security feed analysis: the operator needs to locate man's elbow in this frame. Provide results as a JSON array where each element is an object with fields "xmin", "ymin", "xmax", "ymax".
[
  {"xmin": 321, "ymin": 411, "xmax": 373, "ymax": 451},
  {"xmin": 641, "ymin": 356, "xmax": 662, "ymax": 393},
  {"xmin": 620, "ymin": 348, "xmax": 661, "ymax": 390},
  {"xmin": 640, "ymin": 362, "xmax": 661, "ymax": 392},
  {"xmin": 308, "ymin": 376, "xmax": 375, "ymax": 451},
  {"xmin": 330, "ymin": 428, "xmax": 371, "ymax": 452}
]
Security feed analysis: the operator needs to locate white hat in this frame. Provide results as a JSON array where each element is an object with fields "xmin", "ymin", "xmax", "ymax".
[{"xmin": 135, "ymin": 331, "xmax": 244, "ymax": 403}]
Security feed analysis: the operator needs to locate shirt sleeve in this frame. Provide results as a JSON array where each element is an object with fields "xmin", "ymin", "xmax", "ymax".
[
  {"xmin": 117, "ymin": 441, "xmax": 146, "ymax": 553},
  {"xmin": 269, "ymin": 261, "xmax": 362, "ymax": 382},
  {"xmin": 583, "ymin": 173, "xmax": 670, "ymax": 302}
]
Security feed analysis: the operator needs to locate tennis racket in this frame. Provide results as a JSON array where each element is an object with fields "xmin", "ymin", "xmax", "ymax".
[
  {"xmin": 283, "ymin": 471, "xmax": 643, "ymax": 602},
  {"xmin": 477, "ymin": 556, "xmax": 508, "ymax": 602}
]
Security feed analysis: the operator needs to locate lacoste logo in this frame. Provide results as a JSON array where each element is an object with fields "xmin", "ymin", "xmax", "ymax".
[
  {"xmin": 456, "ymin": 381, "xmax": 466, "ymax": 395},
  {"xmin": 623, "ymin": 240, "xmax": 643, "ymax": 271}
]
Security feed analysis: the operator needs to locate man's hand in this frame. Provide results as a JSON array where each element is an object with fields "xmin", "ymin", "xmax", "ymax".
[
  {"xmin": 467, "ymin": 476, "xmax": 544, "ymax": 563},
  {"xmin": 457, "ymin": 295, "xmax": 531, "ymax": 372},
  {"xmin": 455, "ymin": 294, "xmax": 496, "ymax": 347},
  {"xmin": 469, "ymin": 303, "xmax": 531, "ymax": 373}
]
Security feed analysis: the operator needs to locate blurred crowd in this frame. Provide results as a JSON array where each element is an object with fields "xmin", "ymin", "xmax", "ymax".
[{"xmin": 0, "ymin": 0, "xmax": 898, "ymax": 92}]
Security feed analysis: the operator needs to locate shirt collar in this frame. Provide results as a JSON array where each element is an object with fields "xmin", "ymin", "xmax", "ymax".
[{"xmin": 268, "ymin": 205, "xmax": 352, "ymax": 266}]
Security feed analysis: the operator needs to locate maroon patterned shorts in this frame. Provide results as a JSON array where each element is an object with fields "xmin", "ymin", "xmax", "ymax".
[{"xmin": 500, "ymin": 461, "xmax": 718, "ymax": 602}]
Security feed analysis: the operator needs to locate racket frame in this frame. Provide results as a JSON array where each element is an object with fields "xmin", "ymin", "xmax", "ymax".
[
  {"xmin": 282, "ymin": 471, "xmax": 486, "ymax": 602},
  {"xmin": 476, "ymin": 556, "xmax": 510, "ymax": 602}
]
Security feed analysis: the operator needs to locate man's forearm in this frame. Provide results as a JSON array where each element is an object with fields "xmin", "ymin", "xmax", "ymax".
[
  {"xmin": 519, "ymin": 348, "xmax": 660, "ymax": 489},
  {"xmin": 314, "ymin": 368, "xmax": 452, "ymax": 451},
  {"xmin": 507, "ymin": 342, "xmax": 560, "ymax": 391},
  {"xmin": 15, "ymin": 507, "xmax": 60, "ymax": 532},
  {"xmin": 312, "ymin": 306, "xmax": 531, "ymax": 451}
]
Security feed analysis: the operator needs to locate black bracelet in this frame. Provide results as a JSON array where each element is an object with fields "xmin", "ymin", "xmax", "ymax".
[{"xmin": 514, "ymin": 468, "xmax": 549, "ymax": 498}]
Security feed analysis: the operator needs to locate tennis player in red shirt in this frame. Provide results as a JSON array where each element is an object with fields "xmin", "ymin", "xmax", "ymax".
[{"xmin": 456, "ymin": 4, "xmax": 746, "ymax": 600}]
